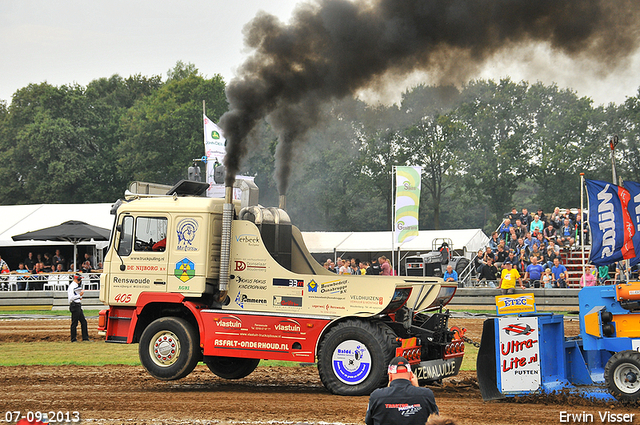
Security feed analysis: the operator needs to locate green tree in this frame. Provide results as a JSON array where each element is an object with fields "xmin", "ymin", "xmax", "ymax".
[{"xmin": 116, "ymin": 71, "xmax": 227, "ymax": 185}]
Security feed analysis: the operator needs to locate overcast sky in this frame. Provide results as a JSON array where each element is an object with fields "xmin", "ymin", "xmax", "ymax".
[{"xmin": 2, "ymin": 0, "xmax": 640, "ymax": 107}]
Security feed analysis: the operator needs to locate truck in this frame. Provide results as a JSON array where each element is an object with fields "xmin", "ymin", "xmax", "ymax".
[{"xmin": 98, "ymin": 180, "xmax": 465, "ymax": 396}]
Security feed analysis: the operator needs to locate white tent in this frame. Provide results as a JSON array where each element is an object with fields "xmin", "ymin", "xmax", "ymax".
[
  {"xmin": 0, "ymin": 203, "xmax": 114, "ymax": 249},
  {"xmin": 301, "ymin": 229, "xmax": 489, "ymax": 258}
]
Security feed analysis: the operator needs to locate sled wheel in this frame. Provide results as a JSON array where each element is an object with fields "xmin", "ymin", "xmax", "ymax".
[
  {"xmin": 205, "ymin": 357, "xmax": 260, "ymax": 379},
  {"xmin": 605, "ymin": 350, "xmax": 640, "ymax": 401},
  {"xmin": 139, "ymin": 317, "xmax": 200, "ymax": 380},
  {"xmin": 317, "ymin": 320, "xmax": 396, "ymax": 396}
]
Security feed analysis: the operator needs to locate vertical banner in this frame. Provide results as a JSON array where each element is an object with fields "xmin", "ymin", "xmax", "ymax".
[
  {"xmin": 585, "ymin": 179, "xmax": 636, "ymax": 266},
  {"xmin": 623, "ymin": 180, "xmax": 640, "ymax": 266},
  {"xmin": 497, "ymin": 316, "xmax": 540, "ymax": 392},
  {"xmin": 203, "ymin": 114, "xmax": 227, "ymax": 198},
  {"xmin": 394, "ymin": 166, "xmax": 422, "ymax": 245}
]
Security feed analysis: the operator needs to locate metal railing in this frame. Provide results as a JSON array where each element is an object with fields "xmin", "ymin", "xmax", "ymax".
[{"xmin": 0, "ymin": 272, "xmax": 101, "ymax": 292}]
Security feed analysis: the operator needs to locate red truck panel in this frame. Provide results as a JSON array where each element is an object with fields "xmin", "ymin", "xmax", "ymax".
[{"xmin": 201, "ymin": 310, "xmax": 331, "ymax": 363}]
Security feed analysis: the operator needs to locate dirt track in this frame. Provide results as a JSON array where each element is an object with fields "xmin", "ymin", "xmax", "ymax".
[{"xmin": 0, "ymin": 316, "xmax": 637, "ymax": 425}]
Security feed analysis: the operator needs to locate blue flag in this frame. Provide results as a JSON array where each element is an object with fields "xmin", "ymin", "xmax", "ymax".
[
  {"xmin": 585, "ymin": 179, "xmax": 636, "ymax": 266},
  {"xmin": 622, "ymin": 180, "xmax": 640, "ymax": 266}
]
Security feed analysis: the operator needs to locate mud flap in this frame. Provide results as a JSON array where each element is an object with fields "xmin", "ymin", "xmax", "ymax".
[{"xmin": 476, "ymin": 318, "xmax": 505, "ymax": 401}]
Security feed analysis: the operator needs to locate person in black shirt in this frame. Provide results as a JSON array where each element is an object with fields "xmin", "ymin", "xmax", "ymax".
[
  {"xmin": 365, "ymin": 356, "xmax": 438, "ymax": 425},
  {"xmin": 367, "ymin": 258, "xmax": 382, "ymax": 275},
  {"xmin": 478, "ymin": 257, "xmax": 499, "ymax": 287}
]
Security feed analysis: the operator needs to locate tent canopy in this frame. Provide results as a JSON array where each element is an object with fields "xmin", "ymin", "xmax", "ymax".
[
  {"xmin": 301, "ymin": 229, "xmax": 489, "ymax": 257},
  {"xmin": 12, "ymin": 220, "xmax": 111, "ymax": 243},
  {"xmin": 0, "ymin": 203, "xmax": 113, "ymax": 248}
]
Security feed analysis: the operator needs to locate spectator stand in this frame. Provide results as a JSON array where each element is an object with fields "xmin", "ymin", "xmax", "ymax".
[{"xmin": 0, "ymin": 272, "xmax": 100, "ymax": 292}]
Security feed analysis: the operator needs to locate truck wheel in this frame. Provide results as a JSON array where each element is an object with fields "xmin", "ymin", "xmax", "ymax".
[
  {"xmin": 317, "ymin": 320, "xmax": 396, "ymax": 396},
  {"xmin": 139, "ymin": 317, "xmax": 200, "ymax": 381},
  {"xmin": 205, "ymin": 357, "xmax": 260, "ymax": 379},
  {"xmin": 605, "ymin": 350, "xmax": 640, "ymax": 401}
]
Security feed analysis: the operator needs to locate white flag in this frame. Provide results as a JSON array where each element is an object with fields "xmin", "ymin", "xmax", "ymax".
[{"xmin": 203, "ymin": 114, "xmax": 226, "ymax": 197}]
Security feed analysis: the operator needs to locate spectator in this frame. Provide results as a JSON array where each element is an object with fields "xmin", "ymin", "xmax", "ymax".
[
  {"xmin": 556, "ymin": 272, "xmax": 567, "ymax": 288},
  {"xmin": 529, "ymin": 244, "xmax": 543, "ymax": 264},
  {"xmin": 367, "ymin": 258, "xmax": 381, "ymax": 275},
  {"xmin": 580, "ymin": 265, "xmax": 597, "ymax": 287},
  {"xmin": 53, "ymin": 249, "xmax": 65, "ymax": 270},
  {"xmin": 575, "ymin": 213, "xmax": 589, "ymax": 246},
  {"xmin": 508, "ymin": 207, "xmax": 521, "ymax": 223},
  {"xmin": 513, "ymin": 219, "xmax": 527, "ymax": 240},
  {"xmin": 506, "ymin": 250, "xmax": 520, "ymax": 273},
  {"xmin": 350, "ymin": 258, "xmax": 360, "ymax": 275},
  {"xmin": 472, "ymin": 249, "xmax": 484, "ymax": 275},
  {"xmin": 43, "ymin": 252, "xmax": 54, "ymax": 272},
  {"xmin": 535, "ymin": 233, "xmax": 547, "ymax": 252},
  {"xmin": 365, "ymin": 356, "xmax": 439, "ymax": 425},
  {"xmin": 24, "ymin": 252, "xmax": 36, "ymax": 272},
  {"xmin": 483, "ymin": 246, "xmax": 495, "ymax": 263},
  {"xmin": 339, "ymin": 260, "xmax": 351, "ymax": 275},
  {"xmin": 379, "ymin": 256, "xmax": 391, "ymax": 276},
  {"xmin": 598, "ymin": 265, "xmax": 611, "ymax": 285},
  {"xmin": 478, "ymin": 257, "xmax": 499, "ymax": 287},
  {"xmin": 543, "ymin": 224, "xmax": 557, "ymax": 244},
  {"xmin": 558, "ymin": 218, "xmax": 576, "ymax": 248},
  {"xmin": 512, "ymin": 237, "xmax": 526, "ymax": 257},
  {"xmin": 548, "ymin": 240, "xmax": 560, "ymax": 255},
  {"xmin": 529, "ymin": 214, "xmax": 544, "ymax": 234},
  {"xmin": 544, "ymin": 247, "xmax": 558, "ymax": 270},
  {"xmin": 499, "ymin": 261, "xmax": 524, "ymax": 295},
  {"xmin": 488, "ymin": 232, "xmax": 500, "ymax": 251},
  {"xmin": 84, "ymin": 253, "xmax": 96, "ymax": 269},
  {"xmin": 615, "ymin": 261, "xmax": 629, "ymax": 283},
  {"xmin": 536, "ymin": 208, "xmax": 547, "ymax": 226},
  {"xmin": 520, "ymin": 208, "xmax": 532, "ymax": 227},
  {"xmin": 443, "ymin": 264, "xmax": 458, "ymax": 282},
  {"xmin": 542, "ymin": 268, "xmax": 553, "ymax": 288},
  {"xmin": 358, "ymin": 262, "xmax": 367, "ymax": 275},
  {"xmin": 495, "ymin": 245, "xmax": 508, "ymax": 268},
  {"xmin": 524, "ymin": 255, "xmax": 545, "ymax": 288},
  {"xmin": 523, "ymin": 232, "xmax": 536, "ymax": 253},
  {"xmin": 427, "ymin": 415, "xmax": 458, "ymax": 425},
  {"xmin": 507, "ymin": 227, "xmax": 518, "ymax": 246},
  {"xmin": 551, "ymin": 257, "xmax": 568, "ymax": 285},
  {"xmin": 498, "ymin": 219, "xmax": 512, "ymax": 241},
  {"xmin": 550, "ymin": 207, "xmax": 563, "ymax": 229},
  {"xmin": 15, "ymin": 262, "xmax": 30, "ymax": 291}
]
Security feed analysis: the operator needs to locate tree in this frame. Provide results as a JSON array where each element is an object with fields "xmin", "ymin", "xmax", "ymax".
[{"xmin": 116, "ymin": 72, "xmax": 227, "ymax": 185}]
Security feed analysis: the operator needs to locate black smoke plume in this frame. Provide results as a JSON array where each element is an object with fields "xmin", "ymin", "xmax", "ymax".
[{"xmin": 219, "ymin": 0, "xmax": 640, "ymax": 192}]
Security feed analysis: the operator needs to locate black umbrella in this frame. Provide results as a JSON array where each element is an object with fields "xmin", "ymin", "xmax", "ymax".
[{"xmin": 12, "ymin": 220, "xmax": 111, "ymax": 271}]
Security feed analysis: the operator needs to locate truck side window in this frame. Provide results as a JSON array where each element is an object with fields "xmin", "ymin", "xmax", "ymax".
[
  {"xmin": 118, "ymin": 216, "xmax": 134, "ymax": 256},
  {"xmin": 134, "ymin": 217, "xmax": 168, "ymax": 252}
]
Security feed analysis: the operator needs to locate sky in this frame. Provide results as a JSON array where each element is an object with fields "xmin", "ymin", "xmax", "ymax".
[{"xmin": 2, "ymin": 0, "xmax": 640, "ymax": 107}]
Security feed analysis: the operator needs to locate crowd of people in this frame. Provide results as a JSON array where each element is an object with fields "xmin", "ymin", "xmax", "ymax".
[
  {"xmin": 322, "ymin": 256, "xmax": 395, "ymax": 276},
  {"xmin": 0, "ymin": 249, "xmax": 102, "ymax": 291}
]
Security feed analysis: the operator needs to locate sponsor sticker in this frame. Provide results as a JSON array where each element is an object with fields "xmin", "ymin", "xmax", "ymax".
[
  {"xmin": 174, "ymin": 258, "xmax": 196, "ymax": 282},
  {"xmin": 176, "ymin": 218, "xmax": 198, "ymax": 251},
  {"xmin": 273, "ymin": 295, "xmax": 303, "ymax": 308},
  {"xmin": 495, "ymin": 293, "xmax": 536, "ymax": 315},
  {"xmin": 273, "ymin": 278, "xmax": 304, "ymax": 288},
  {"xmin": 235, "ymin": 292, "xmax": 268, "ymax": 309}
]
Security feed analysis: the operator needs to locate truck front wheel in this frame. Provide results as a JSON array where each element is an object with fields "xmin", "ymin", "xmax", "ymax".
[
  {"xmin": 139, "ymin": 317, "xmax": 200, "ymax": 380},
  {"xmin": 605, "ymin": 350, "xmax": 640, "ymax": 401},
  {"xmin": 204, "ymin": 356, "xmax": 260, "ymax": 379},
  {"xmin": 317, "ymin": 320, "xmax": 396, "ymax": 396}
]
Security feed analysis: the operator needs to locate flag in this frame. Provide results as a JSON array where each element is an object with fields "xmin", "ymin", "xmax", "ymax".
[
  {"xmin": 622, "ymin": 180, "xmax": 640, "ymax": 266},
  {"xmin": 203, "ymin": 114, "xmax": 226, "ymax": 197},
  {"xmin": 394, "ymin": 166, "xmax": 422, "ymax": 245},
  {"xmin": 585, "ymin": 179, "xmax": 636, "ymax": 266}
]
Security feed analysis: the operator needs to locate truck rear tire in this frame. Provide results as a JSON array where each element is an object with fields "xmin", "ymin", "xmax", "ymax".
[
  {"xmin": 205, "ymin": 357, "xmax": 260, "ymax": 379},
  {"xmin": 317, "ymin": 320, "xmax": 396, "ymax": 396},
  {"xmin": 605, "ymin": 350, "xmax": 640, "ymax": 401},
  {"xmin": 139, "ymin": 317, "xmax": 200, "ymax": 381}
]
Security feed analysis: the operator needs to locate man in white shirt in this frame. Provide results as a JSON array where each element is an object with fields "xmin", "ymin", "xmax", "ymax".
[{"xmin": 67, "ymin": 274, "xmax": 89, "ymax": 342}]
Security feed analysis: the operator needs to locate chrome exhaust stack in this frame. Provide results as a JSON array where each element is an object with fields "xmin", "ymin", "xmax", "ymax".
[{"xmin": 218, "ymin": 186, "xmax": 233, "ymax": 301}]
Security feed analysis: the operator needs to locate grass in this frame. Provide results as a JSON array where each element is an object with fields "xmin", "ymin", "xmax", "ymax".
[{"xmin": 0, "ymin": 309, "xmax": 103, "ymax": 317}]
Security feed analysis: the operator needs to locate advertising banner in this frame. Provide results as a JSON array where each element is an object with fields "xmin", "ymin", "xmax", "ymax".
[
  {"xmin": 495, "ymin": 293, "xmax": 536, "ymax": 315},
  {"xmin": 585, "ymin": 179, "xmax": 636, "ymax": 266},
  {"xmin": 203, "ymin": 114, "xmax": 226, "ymax": 198},
  {"xmin": 623, "ymin": 180, "xmax": 640, "ymax": 266},
  {"xmin": 394, "ymin": 166, "xmax": 422, "ymax": 245},
  {"xmin": 498, "ymin": 316, "xmax": 541, "ymax": 392}
]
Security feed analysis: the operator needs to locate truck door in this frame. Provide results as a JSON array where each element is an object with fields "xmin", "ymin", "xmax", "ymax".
[{"xmin": 108, "ymin": 214, "xmax": 169, "ymax": 305}]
